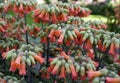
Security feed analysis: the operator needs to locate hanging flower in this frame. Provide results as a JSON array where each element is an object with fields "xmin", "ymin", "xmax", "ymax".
[
  {"xmin": 109, "ymin": 43, "xmax": 116, "ymax": 55},
  {"xmin": 106, "ymin": 77, "xmax": 120, "ymax": 83},
  {"xmin": 59, "ymin": 66, "xmax": 66, "ymax": 78},
  {"xmin": 87, "ymin": 70, "xmax": 102, "ymax": 79},
  {"xmin": 19, "ymin": 62, "xmax": 26, "ymax": 75}
]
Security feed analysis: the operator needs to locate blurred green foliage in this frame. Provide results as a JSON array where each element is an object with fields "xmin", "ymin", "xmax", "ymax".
[
  {"xmin": 0, "ymin": 0, "xmax": 4, "ymax": 3},
  {"xmin": 86, "ymin": 1, "xmax": 114, "ymax": 16}
]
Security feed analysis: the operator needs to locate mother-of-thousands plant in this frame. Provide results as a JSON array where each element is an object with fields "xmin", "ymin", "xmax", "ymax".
[{"xmin": 0, "ymin": 0, "xmax": 120, "ymax": 83}]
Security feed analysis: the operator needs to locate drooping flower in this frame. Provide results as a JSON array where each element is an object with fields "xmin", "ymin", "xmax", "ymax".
[
  {"xmin": 19, "ymin": 3, "xmax": 24, "ymax": 14},
  {"xmin": 54, "ymin": 30, "xmax": 61, "ymax": 37},
  {"xmin": 97, "ymin": 40, "xmax": 102, "ymax": 50},
  {"xmin": 59, "ymin": 66, "xmax": 66, "ymax": 78},
  {"xmin": 48, "ymin": 29, "xmax": 55, "ymax": 38},
  {"xmin": 2, "ymin": 52, "xmax": 8, "ymax": 59},
  {"xmin": 51, "ymin": 12, "xmax": 58, "ymax": 23},
  {"xmin": 60, "ymin": 51, "xmax": 70, "ymax": 60},
  {"xmin": 40, "ymin": 37, "xmax": 47, "ymax": 43},
  {"xmin": 74, "ymin": 29, "xmax": 81, "ymax": 37},
  {"xmin": 106, "ymin": 77, "xmax": 120, "ymax": 83},
  {"xmin": 66, "ymin": 39, "xmax": 71, "ymax": 46},
  {"xmin": 9, "ymin": 60, "xmax": 17, "ymax": 72},
  {"xmin": 33, "ymin": 55, "xmax": 44, "ymax": 64},
  {"xmin": 44, "ymin": 12, "xmax": 49, "ymax": 21},
  {"xmin": 14, "ymin": 55, "xmax": 22, "ymax": 69},
  {"xmin": 19, "ymin": 62, "xmax": 26, "ymax": 75},
  {"xmin": 58, "ymin": 34, "xmax": 64, "ymax": 44},
  {"xmin": 38, "ymin": 10, "xmax": 46, "ymax": 20},
  {"xmin": 47, "ymin": 64, "xmax": 55, "ymax": 73},
  {"xmin": 87, "ymin": 70, "xmax": 102, "ymax": 79},
  {"xmin": 51, "ymin": 61, "xmax": 62, "ymax": 75},
  {"xmin": 109, "ymin": 43, "xmax": 116, "ymax": 55},
  {"xmin": 84, "ymin": 39, "xmax": 92, "ymax": 49},
  {"xmin": 68, "ymin": 60, "xmax": 77, "ymax": 79}
]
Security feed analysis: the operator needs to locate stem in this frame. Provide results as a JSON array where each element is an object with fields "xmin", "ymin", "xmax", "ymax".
[
  {"xmin": 24, "ymin": 13, "xmax": 29, "ymax": 44},
  {"xmin": 24, "ymin": 13, "xmax": 32, "ymax": 83},
  {"xmin": 46, "ymin": 37, "xmax": 50, "ymax": 67},
  {"xmin": 42, "ymin": 23, "xmax": 46, "ymax": 58},
  {"xmin": 27, "ymin": 66, "xmax": 33, "ymax": 83}
]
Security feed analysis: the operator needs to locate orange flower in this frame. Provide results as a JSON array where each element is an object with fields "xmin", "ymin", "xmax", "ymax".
[
  {"xmin": 54, "ymin": 30, "xmax": 61, "ymax": 37},
  {"xmin": 80, "ymin": 76, "xmax": 86, "ymax": 80},
  {"xmin": 39, "ymin": 10, "xmax": 46, "ymax": 20},
  {"xmin": 60, "ymin": 13, "xmax": 67, "ymax": 22},
  {"xmin": 9, "ymin": 60, "xmax": 17, "ymax": 72},
  {"xmin": 109, "ymin": 43, "xmax": 116, "ymax": 55},
  {"xmin": 0, "ymin": 79, "xmax": 6, "ymax": 83},
  {"xmin": 33, "ymin": 55, "xmax": 44, "ymax": 64},
  {"xmin": 98, "ymin": 40, "xmax": 102, "ymax": 50},
  {"xmin": 87, "ymin": 49, "xmax": 94, "ymax": 59},
  {"xmin": 59, "ymin": 66, "xmax": 66, "ymax": 79},
  {"xmin": 40, "ymin": 37, "xmax": 47, "ymax": 43},
  {"xmin": 66, "ymin": 39, "xmax": 71, "ymax": 46},
  {"xmin": 74, "ymin": 38, "xmax": 79, "ymax": 45},
  {"xmin": 92, "ymin": 61, "xmax": 99, "ymax": 67},
  {"xmin": 49, "ymin": 58, "xmax": 56, "ymax": 62},
  {"xmin": 60, "ymin": 51, "xmax": 70, "ymax": 60},
  {"xmin": 84, "ymin": 39, "xmax": 92, "ymax": 49},
  {"xmin": 101, "ymin": 45, "xmax": 106, "ymax": 52},
  {"xmin": 41, "ymin": 72, "xmax": 46, "ymax": 78},
  {"xmin": 24, "ymin": 5, "xmax": 29, "ymax": 13},
  {"xmin": 74, "ymin": 29, "xmax": 81, "ymax": 37},
  {"xmin": 78, "ymin": 37, "xmax": 83, "ymax": 45},
  {"xmin": 106, "ymin": 77, "xmax": 120, "ymax": 83},
  {"xmin": 45, "ymin": 72, "xmax": 50, "ymax": 79},
  {"xmin": 14, "ymin": 55, "xmax": 22, "ymax": 69},
  {"xmin": 13, "ymin": 4, "xmax": 18, "ymax": 13},
  {"xmin": 54, "ymin": 47, "xmax": 62, "ymax": 51},
  {"xmin": 72, "ymin": 74, "xmax": 78, "ymax": 80},
  {"xmin": 87, "ymin": 52, "xmax": 94, "ymax": 59},
  {"xmin": 41, "ymin": 71, "xmax": 50, "ymax": 79},
  {"xmin": 51, "ymin": 61, "xmax": 61, "ymax": 75},
  {"xmin": 34, "ymin": 26, "xmax": 41, "ymax": 32},
  {"xmin": 48, "ymin": 29, "xmax": 55, "ymax": 38},
  {"xmin": 58, "ymin": 34, "xmax": 64, "ymax": 44},
  {"xmin": 19, "ymin": 3, "xmax": 24, "ymax": 14},
  {"xmin": 47, "ymin": 64, "xmax": 55, "ymax": 73},
  {"xmin": 50, "ymin": 37, "xmax": 56, "ymax": 42},
  {"xmin": 19, "ymin": 62, "xmax": 26, "ymax": 75},
  {"xmin": 33, "ymin": 9, "xmax": 41, "ymax": 18},
  {"xmin": 52, "ymin": 12, "xmax": 58, "ymax": 23},
  {"xmin": 0, "ymin": 26, "xmax": 5, "ymax": 32},
  {"xmin": 70, "ymin": 63, "xmax": 77, "ymax": 79},
  {"xmin": 44, "ymin": 12, "xmax": 49, "ymax": 21},
  {"xmin": 2, "ymin": 52, "xmax": 8, "ymax": 59},
  {"xmin": 38, "ymin": 53, "xmax": 42, "ymax": 57},
  {"xmin": 34, "ymin": 17, "xmax": 40, "ymax": 23},
  {"xmin": 87, "ymin": 70, "xmax": 102, "ymax": 79}
]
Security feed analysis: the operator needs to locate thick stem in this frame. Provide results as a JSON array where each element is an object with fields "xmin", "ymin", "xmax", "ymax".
[
  {"xmin": 24, "ymin": 13, "xmax": 29, "ymax": 44},
  {"xmin": 46, "ymin": 37, "xmax": 50, "ymax": 67},
  {"xmin": 27, "ymin": 66, "xmax": 33, "ymax": 83},
  {"xmin": 24, "ymin": 13, "xmax": 32, "ymax": 83}
]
